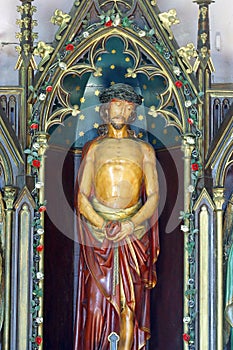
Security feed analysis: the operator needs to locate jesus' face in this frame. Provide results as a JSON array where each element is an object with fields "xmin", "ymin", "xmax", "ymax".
[{"xmin": 109, "ymin": 98, "xmax": 135, "ymax": 129}]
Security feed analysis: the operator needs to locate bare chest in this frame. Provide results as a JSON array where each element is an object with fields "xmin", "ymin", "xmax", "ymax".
[{"xmin": 94, "ymin": 138, "xmax": 143, "ymax": 167}]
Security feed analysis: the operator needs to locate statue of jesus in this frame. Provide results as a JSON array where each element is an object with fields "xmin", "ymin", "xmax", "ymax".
[{"xmin": 74, "ymin": 83, "xmax": 160, "ymax": 350}]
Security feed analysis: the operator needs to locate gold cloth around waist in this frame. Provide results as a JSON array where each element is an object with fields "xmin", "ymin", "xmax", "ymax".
[
  {"xmin": 85, "ymin": 197, "xmax": 147, "ymax": 242},
  {"xmin": 92, "ymin": 197, "xmax": 142, "ymax": 221}
]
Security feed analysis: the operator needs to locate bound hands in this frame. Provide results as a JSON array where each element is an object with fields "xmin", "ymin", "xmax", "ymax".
[{"xmin": 104, "ymin": 220, "xmax": 134, "ymax": 242}]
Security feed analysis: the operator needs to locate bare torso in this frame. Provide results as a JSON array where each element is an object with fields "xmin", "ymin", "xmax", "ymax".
[{"xmin": 93, "ymin": 138, "xmax": 144, "ymax": 209}]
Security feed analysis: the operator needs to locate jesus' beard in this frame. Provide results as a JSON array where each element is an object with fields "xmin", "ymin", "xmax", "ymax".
[{"xmin": 110, "ymin": 116, "xmax": 127, "ymax": 130}]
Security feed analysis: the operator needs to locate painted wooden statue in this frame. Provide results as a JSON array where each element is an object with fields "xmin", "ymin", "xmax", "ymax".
[{"xmin": 74, "ymin": 84, "xmax": 160, "ymax": 350}]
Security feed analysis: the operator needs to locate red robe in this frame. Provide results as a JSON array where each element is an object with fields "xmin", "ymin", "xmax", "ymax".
[{"xmin": 74, "ymin": 206, "xmax": 159, "ymax": 350}]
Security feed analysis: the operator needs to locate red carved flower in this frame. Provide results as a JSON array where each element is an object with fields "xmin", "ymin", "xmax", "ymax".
[
  {"xmin": 36, "ymin": 245, "xmax": 44, "ymax": 252},
  {"xmin": 187, "ymin": 118, "xmax": 194, "ymax": 125},
  {"xmin": 39, "ymin": 206, "xmax": 46, "ymax": 213},
  {"xmin": 175, "ymin": 80, "xmax": 183, "ymax": 88},
  {"xmin": 191, "ymin": 163, "xmax": 199, "ymax": 171},
  {"xmin": 32, "ymin": 159, "xmax": 41, "ymax": 168},
  {"xmin": 35, "ymin": 336, "xmax": 43, "ymax": 345},
  {"xmin": 183, "ymin": 333, "xmax": 190, "ymax": 342},
  {"xmin": 66, "ymin": 43, "xmax": 74, "ymax": 51},
  {"xmin": 46, "ymin": 85, "xmax": 53, "ymax": 93},
  {"xmin": 30, "ymin": 123, "xmax": 39, "ymax": 130},
  {"xmin": 105, "ymin": 20, "xmax": 113, "ymax": 27}
]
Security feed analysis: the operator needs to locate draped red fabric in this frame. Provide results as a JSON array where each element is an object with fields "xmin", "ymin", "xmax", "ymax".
[
  {"xmin": 74, "ymin": 209, "xmax": 159, "ymax": 350},
  {"xmin": 74, "ymin": 137, "xmax": 159, "ymax": 349}
]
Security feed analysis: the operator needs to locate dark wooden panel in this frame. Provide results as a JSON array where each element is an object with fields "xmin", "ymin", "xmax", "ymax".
[
  {"xmin": 44, "ymin": 148, "xmax": 75, "ymax": 350},
  {"xmin": 150, "ymin": 147, "xmax": 184, "ymax": 350}
]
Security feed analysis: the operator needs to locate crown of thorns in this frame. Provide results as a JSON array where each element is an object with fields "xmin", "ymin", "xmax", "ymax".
[{"xmin": 99, "ymin": 83, "xmax": 143, "ymax": 105}]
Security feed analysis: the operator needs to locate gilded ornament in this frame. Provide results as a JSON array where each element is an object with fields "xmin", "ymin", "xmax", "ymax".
[
  {"xmin": 23, "ymin": 17, "xmax": 30, "ymax": 29},
  {"xmin": 200, "ymin": 6, "xmax": 208, "ymax": 19},
  {"xmin": 16, "ymin": 19, "xmax": 24, "ymax": 29},
  {"xmin": 71, "ymin": 105, "xmax": 80, "ymax": 117},
  {"xmin": 23, "ymin": 29, "xmax": 30, "ymax": 41},
  {"xmin": 15, "ymin": 46, "xmax": 22, "ymax": 54},
  {"xmin": 23, "ymin": 44, "xmax": 31, "ymax": 56},
  {"xmin": 125, "ymin": 67, "xmax": 137, "ymax": 78},
  {"xmin": 200, "ymin": 46, "xmax": 208, "ymax": 58},
  {"xmin": 213, "ymin": 187, "xmax": 225, "ymax": 210},
  {"xmin": 148, "ymin": 105, "xmax": 158, "ymax": 118},
  {"xmin": 200, "ymin": 32, "xmax": 208, "ymax": 44},
  {"xmin": 158, "ymin": 9, "xmax": 180, "ymax": 40},
  {"xmin": 177, "ymin": 43, "xmax": 198, "ymax": 74},
  {"xmin": 50, "ymin": 9, "xmax": 71, "ymax": 41},
  {"xmin": 15, "ymin": 32, "xmax": 23, "ymax": 42},
  {"xmin": 3, "ymin": 186, "xmax": 16, "ymax": 210},
  {"xmin": 33, "ymin": 41, "xmax": 54, "ymax": 71},
  {"xmin": 22, "ymin": 3, "xmax": 31, "ymax": 15},
  {"xmin": 16, "ymin": 5, "xmax": 24, "ymax": 14},
  {"xmin": 93, "ymin": 67, "xmax": 103, "ymax": 77},
  {"xmin": 32, "ymin": 32, "xmax": 38, "ymax": 40},
  {"xmin": 17, "ymin": 4, "xmax": 36, "ymax": 15},
  {"xmin": 32, "ymin": 20, "xmax": 38, "ymax": 29}
]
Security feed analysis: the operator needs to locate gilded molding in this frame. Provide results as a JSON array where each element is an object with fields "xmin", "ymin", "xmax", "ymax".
[
  {"xmin": 193, "ymin": 187, "xmax": 215, "ymax": 210},
  {"xmin": 199, "ymin": 204, "xmax": 209, "ymax": 350},
  {"xmin": 14, "ymin": 186, "xmax": 35, "ymax": 210},
  {"xmin": 2, "ymin": 186, "xmax": 17, "ymax": 350},
  {"xmin": 17, "ymin": 203, "xmax": 32, "ymax": 350}
]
